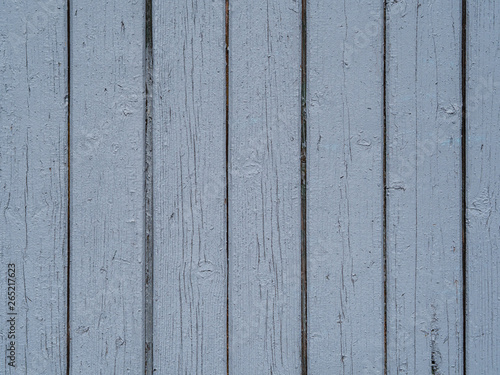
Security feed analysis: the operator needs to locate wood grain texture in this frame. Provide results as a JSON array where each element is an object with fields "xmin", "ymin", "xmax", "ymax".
[
  {"xmin": 306, "ymin": 1, "xmax": 385, "ymax": 373},
  {"xmin": 466, "ymin": 1, "xmax": 500, "ymax": 372},
  {"xmin": 0, "ymin": 1, "xmax": 68, "ymax": 373},
  {"xmin": 228, "ymin": 1, "xmax": 302, "ymax": 373},
  {"xmin": 385, "ymin": 1, "xmax": 463, "ymax": 373},
  {"xmin": 69, "ymin": 1, "xmax": 145, "ymax": 373},
  {"xmin": 151, "ymin": 0, "xmax": 227, "ymax": 373}
]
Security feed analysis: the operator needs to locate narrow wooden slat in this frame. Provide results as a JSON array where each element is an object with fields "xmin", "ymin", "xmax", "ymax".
[
  {"xmin": 151, "ymin": 0, "xmax": 227, "ymax": 373},
  {"xmin": 228, "ymin": 1, "xmax": 302, "ymax": 373},
  {"xmin": 306, "ymin": 0, "xmax": 385, "ymax": 373},
  {"xmin": 386, "ymin": 1, "xmax": 463, "ymax": 373},
  {"xmin": 466, "ymin": 1, "xmax": 500, "ymax": 372},
  {"xmin": 69, "ymin": 1, "xmax": 145, "ymax": 372},
  {"xmin": 0, "ymin": 1, "xmax": 68, "ymax": 373}
]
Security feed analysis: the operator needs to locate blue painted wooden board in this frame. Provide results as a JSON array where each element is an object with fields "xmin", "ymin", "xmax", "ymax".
[
  {"xmin": 385, "ymin": 1, "xmax": 464, "ymax": 373},
  {"xmin": 69, "ymin": 0, "xmax": 146, "ymax": 373},
  {"xmin": 1, "ymin": 1, "xmax": 68, "ymax": 373},
  {"xmin": 151, "ymin": 0, "xmax": 227, "ymax": 373},
  {"xmin": 306, "ymin": 1, "xmax": 385, "ymax": 373},
  {"xmin": 227, "ymin": 0, "xmax": 302, "ymax": 373},
  {"xmin": 466, "ymin": 1, "xmax": 500, "ymax": 373}
]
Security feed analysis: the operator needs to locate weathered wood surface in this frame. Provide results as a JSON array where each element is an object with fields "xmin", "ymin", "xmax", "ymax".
[
  {"xmin": 385, "ymin": 1, "xmax": 463, "ymax": 373},
  {"xmin": 5, "ymin": 1, "xmax": 500, "ymax": 372},
  {"xmin": 151, "ymin": 0, "xmax": 227, "ymax": 373},
  {"xmin": 227, "ymin": 0, "xmax": 302, "ymax": 373},
  {"xmin": 69, "ymin": 0, "xmax": 145, "ymax": 373},
  {"xmin": 466, "ymin": 1, "xmax": 500, "ymax": 373},
  {"xmin": 306, "ymin": 1, "xmax": 385, "ymax": 373},
  {"xmin": 0, "ymin": 1, "xmax": 68, "ymax": 373}
]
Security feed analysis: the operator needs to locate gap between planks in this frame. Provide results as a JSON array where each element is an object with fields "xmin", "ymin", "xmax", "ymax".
[
  {"xmin": 300, "ymin": 0, "xmax": 308, "ymax": 373},
  {"xmin": 225, "ymin": 0, "xmax": 230, "ymax": 374},
  {"xmin": 145, "ymin": 0, "xmax": 154, "ymax": 373},
  {"xmin": 66, "ymin": 0, "xmax": 71, "ymax": 373},
  {"xmin": 383, "ymin": 0, "xmax": 388, "ymax": 373},
  {"xmin": 461, "ymin": 0, "xmax": 467, "ymax": 373}
]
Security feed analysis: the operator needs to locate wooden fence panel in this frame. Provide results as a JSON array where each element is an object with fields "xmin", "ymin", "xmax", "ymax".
[
  {"xmin": 386, "ymin": 1, "xmax": 463, "ymax": 373},
  {"xmin": 306, "ymin": 1, "xmax": 385, "ymax": 373},
  {"xmin": 466, "ymin": 1, "xmax": 500, "ymax": 372},
  {"xmin": 6, "ymin": 1, "xmax": 500, "ymax": 372},
  {"xmin": 151, "ymin": 0, "xmax": 227, "ymax": 373},
  {"xmin": 227, "ymin": 0, "xmax": 302, "ymax": 373},
  {"xmin": 0, "ymin": 1, "xmax": 68, "ymax": 374},
  {"xmin": 69, "ymin": 1, "xmax": 145, "ymax": 373}
]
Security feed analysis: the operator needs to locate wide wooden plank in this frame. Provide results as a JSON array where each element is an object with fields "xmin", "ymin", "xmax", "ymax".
[
  {"xmin": 0, "ymin": 1, "xmax": 68, "ymax": 373},
  {"xmin": 151, "ymin": 0, "xmax": 227, "ymax": 373},
  {"xmin": 228, "ymin": 1, "xmax": 302, "ymax": 373},
  {"xmin": 306, "ymin": 1, "xmax": 385, "ymax": 373},
  {"xmin": 466, "ymin": 1, "xmax": 500, "ymax": 372},
  {"xmin": 386, "ymin": 1, "xmax": 463, "ymax": 373},
  {"xmin": 69, "ymin": 1, "xmax": 145, "ymax": 373}
]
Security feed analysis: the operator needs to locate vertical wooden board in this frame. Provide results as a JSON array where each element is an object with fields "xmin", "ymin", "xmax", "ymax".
[
  {"xmin": 0, "ymin": 1, "xmax": 68, "ymax": 373},
  {"xmin": 152, "ymin": 0, "xmax": 227, "ymax": 373},
  {"xmin": 306, "ymin": 1, "xmax": 385, "ymax": 373},
  {"xmin": 228, "ymin": 0, "xmax": 302, "ymax": 373},
  {"xmin": 386, "ymin": 1, "xmax": 463, "ymax": 373},
  {"xmin": 69, "ymin": 1, "xmax": 145, "ymax": 373},
  {"xmin": 466, "ymin": 1, "xmax": 500, "ymax": 372}
]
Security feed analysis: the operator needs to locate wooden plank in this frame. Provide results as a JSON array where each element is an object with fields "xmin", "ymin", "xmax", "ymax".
[
  {"xmin": 227, "ymin": 1, "xmax": 302, "ymax": 373},
  {"xmin": 466, "ymin": 1, "xmax": 500, "ymax": 372},
  {"xmin": 0, "ymin": 1, "xmax": 68, "ymax": 373},
  {"xmin": 69, "ymin": 1, "xmax": 145, "ymax": 373},
  {"xmin": 151, "ymin": 0, "xmax": 227, "ymax": 373},
  {"xmin": 385, "ymin": 1, "xmax": 463, "ymax": 373},
  {"xmin": 306, "ymin": 0, "xmax": 385, "ymax": 373}
]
